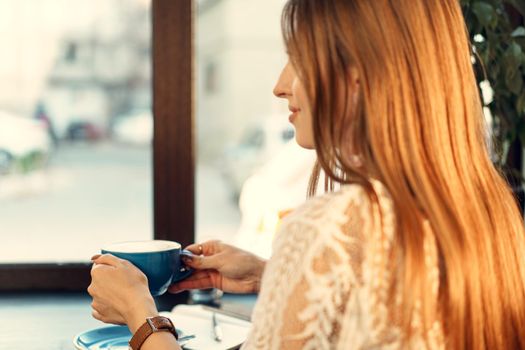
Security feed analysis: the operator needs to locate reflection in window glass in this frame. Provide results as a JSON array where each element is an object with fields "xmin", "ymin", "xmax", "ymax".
[
  {"xmin": 0, "ymin": 0, "xmax": 152, "ymax": 263},
  {"xmin": 196, "ymin": 0, "xmax": 317, "ymax": 258}
]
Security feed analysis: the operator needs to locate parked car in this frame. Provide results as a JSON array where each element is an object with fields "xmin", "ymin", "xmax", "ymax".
[
  {"xmin": 221, "ymin": 114, "xmax": 295, "ymax": 199},
  {"xmin": 65, "ymin": 120, "xmax": 104, "ymax": 141},
  {"xmin": 111, "ymin": 109, "xmax": 153, "ymax": 145},
  {"xmin": 0, "ymin": 111, "xmax": 52, "ymax": 174}
]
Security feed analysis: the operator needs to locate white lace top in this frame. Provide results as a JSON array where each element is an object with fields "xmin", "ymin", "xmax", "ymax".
[{"xmin": 242, "ymin": 180, "xmax": 444, "ymax": 350}]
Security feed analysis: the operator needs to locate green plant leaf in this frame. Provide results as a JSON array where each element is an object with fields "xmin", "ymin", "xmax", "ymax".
[
  {"xmin": 516, "ymin": 37, "xmax": 525, "ymax": 50},
  {"xmin": 510, "ymin": 41, "xmax": 523, "ymax": 58},
  {"xmin": 517, "ymin": 92, "xmax": 525, "ymax": 115},
  {"xmin": 489, "ymin": 62, "xmax": 501, "ymax": 80},
  {"xmin": 472, "ymin": 2, "xmax": 495, "ymax": 27},
  {"xmin": 465, "ymin": 0, "xmax": 525, "ymax": 174},
  {"xmin": 511, "ymin": 26, "xmax": 525, "ymax": 38},
  {"xmin": 503, "ymin": 42, "xmax": 523, "ymax": 70},
  {"xmin": 506, "ymin": 70, "xmax": 523, "ymax": 94}
]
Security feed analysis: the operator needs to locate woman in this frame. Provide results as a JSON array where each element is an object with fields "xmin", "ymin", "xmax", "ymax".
[{"xmin": 88, "ymin": 0, "xmax": 525, "ymax": 349}]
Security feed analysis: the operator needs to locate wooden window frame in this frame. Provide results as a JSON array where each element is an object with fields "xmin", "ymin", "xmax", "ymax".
[{"xmin": 0, "ymin": 0, "xmax": 194, "ymax": 293}]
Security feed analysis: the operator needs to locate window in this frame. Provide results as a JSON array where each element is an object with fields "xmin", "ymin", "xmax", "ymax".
[
  {"xmin": 195, "ymin": 0, "xmax": 315, "ymax": 259},
  {"xmin": 204, "ymin": 61, "xmax": 218, "ymax": 94},
  {"xmin": 0, "ymin": 0, "xmax": 194, "ymax": 291}
]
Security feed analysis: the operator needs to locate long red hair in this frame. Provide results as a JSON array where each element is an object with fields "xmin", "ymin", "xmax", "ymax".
[{"xmin": 282, "ymin": 0, "xmax": 525, "ymax": 348}]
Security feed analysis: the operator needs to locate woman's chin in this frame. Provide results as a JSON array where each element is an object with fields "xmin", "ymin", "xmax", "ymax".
[{"xmin": 295, "ymin": 136, "xmax": 315, "ymax": 150}]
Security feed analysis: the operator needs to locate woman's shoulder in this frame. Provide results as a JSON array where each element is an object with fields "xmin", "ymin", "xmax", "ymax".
[
  {"xmin": 250, "ymin": 181, "xmax": 393, "ymax": 350},
  {"xmin": 273, "ymin": 179, "xmax": 395, "ymax": 253},
  {"xmin": 283, "ymin": 178, "xmax": 393, "ymax": 227}
]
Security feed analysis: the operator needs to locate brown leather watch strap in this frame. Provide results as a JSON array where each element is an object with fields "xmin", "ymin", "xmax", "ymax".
[{"xmin": 129, "ymin": 316, "xmax": 178, "ymax": 350}]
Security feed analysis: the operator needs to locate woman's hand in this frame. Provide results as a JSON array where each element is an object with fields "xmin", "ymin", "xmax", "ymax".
[
  {"xmin": 169, "ymin": 240, "xmax": 266, "ymax": 294},
  {"xmin": 88, "ymin": 254, "xmax": 158, "ymax": 332}
]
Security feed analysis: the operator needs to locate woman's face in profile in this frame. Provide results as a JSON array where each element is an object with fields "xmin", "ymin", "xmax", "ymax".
[{"xmin": 273, "ymin": 61, "xmax": 314, "ymax": 149}]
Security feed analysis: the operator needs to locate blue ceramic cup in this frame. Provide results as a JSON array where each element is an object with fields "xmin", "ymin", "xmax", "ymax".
[{"xmin": 101, "ymin": 240, "xmax": 193, "ymax": 296}]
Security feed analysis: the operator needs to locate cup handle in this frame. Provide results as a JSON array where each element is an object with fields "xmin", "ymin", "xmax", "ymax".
[{"xmin": 173, "ymin": 249, "xmax": 194, "ymax": 282}]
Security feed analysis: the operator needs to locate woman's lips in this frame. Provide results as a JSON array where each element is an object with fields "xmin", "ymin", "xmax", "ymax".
[
  {"xmin": 289, "ymin": 112, "xmax": 298, "ymax": 123},
  {"xmin": 289, "ymin": 108, "xmax": 300, "ymax": 123}
]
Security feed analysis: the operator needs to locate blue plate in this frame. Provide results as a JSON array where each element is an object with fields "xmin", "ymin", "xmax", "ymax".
[{"xmin": 73, "ymin": 325, "xmax": 184, "ymax": 350}]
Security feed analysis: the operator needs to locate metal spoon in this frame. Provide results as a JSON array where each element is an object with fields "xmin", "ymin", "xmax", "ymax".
[{"xmin": 178, "ymin": 334, "xmax": 196, "ymax": 347}]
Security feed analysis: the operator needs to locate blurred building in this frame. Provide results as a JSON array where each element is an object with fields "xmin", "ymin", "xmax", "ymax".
[
  {"xmin": 42, "ymin": 1, "xmax": 151, "ymax": 138},
  {"xmin": 196, "ymin": 0, "xmax": 289, "ymax": 160},
  {"xmin": 1, "ymin": 0, "xmax": 287, "ymax": 147},
  {"xmin": 0, "ymin": 0, "xmax": 151, "ymax": 139}
]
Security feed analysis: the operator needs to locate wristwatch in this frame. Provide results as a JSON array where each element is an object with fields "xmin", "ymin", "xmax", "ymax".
[{"xmin": 129, "ymin": 316, "xmax": 178, "ymax": 350}]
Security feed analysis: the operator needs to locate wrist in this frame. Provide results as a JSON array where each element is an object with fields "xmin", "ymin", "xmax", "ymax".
[
  {"xmin": 125, "ymin": 296, "xmax": 159, "ymax": 334},
  {"xmin": 129, "ymin": 316, "xmax": 179, "ymax": 350}
]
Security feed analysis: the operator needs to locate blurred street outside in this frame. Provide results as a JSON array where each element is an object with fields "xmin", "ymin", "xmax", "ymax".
[{"xmin": 0, "ymin": 143, "xmax": 240, "ymax": 263}]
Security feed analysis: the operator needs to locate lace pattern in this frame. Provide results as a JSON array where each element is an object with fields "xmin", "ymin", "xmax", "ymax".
[{"xmin": 242, "ymin": 180, "xmax": 444, "ymax": 350}]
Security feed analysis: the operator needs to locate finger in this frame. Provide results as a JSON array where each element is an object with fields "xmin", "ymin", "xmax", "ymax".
[
  {"xmin": 92, "ymin": 308, "xmax": 104, "ymax": 322},
  {"xmin": 91, "ymin": 300, "xmax": 101, "ymax": 311},
  {"xmin": 91, "ymin": 261, "xmax": 115, "ymax": 275},
  {"xmin": 87, "ymin": 283, "xmax": 96, "ymax": 297},
  {"xmin": 91, "ymin": 254, "xmax": 102, "ymax": 261},
  {"xmin": 168, "ymin": 270, "xmax": 216, "ymax": 293},
  {"xmin": 93, "ymin": 300, "xmax": 116, "ymax": 317},
  {"xmin": 185, "ymin": 240, "xmax": 222, "ymax": 256},
  {"xmin": 170, "ymin": 271, "xmax": 212, "ymax": 291},
  {"xmin": 92, "ymin": 254, "xmax": 121, "ymax": 267}
]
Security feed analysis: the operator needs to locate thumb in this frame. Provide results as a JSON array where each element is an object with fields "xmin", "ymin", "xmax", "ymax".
[{"xmin": 168, "ymin": 270, "xmax": 216, "ymax": 293}]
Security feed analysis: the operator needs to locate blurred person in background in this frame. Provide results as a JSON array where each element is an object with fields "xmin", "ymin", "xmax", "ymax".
[
  {"xmin": 234, "ymin": 140, "xmax": 318, "ymax": 259},
  {"xmin": 89, "ymin": 0, "xmax": 525, "ymax": 349},
  {"xmin": 34, "ymin": 101, "xmax": 58, "ymax": 147}
]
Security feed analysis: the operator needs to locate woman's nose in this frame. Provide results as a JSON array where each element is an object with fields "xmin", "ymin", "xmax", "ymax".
[
  {"xmin": 273, "ymin": 84, "xmax": 287, "ymax": 98},
  {"xmin": 273, "ymin": 63, "xmax": 293, "ymax": 98},
  {"xmin": 273, "ymin": 78, "xmax": 288, "ymax": 99}
]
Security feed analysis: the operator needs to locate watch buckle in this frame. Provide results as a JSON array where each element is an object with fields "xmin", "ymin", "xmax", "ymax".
[
  {"xmin": 146, "ymin": 316, "xmax": 175, "ymax": 333},
  {"xmin": 146, "ymin": 317, "xmax": 158, "ymax": 332}
]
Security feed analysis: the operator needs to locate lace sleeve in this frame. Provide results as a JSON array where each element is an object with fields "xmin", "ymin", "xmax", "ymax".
[{"xmin": 242, "ymin": 185, "xmax": 373, "ymax": 350}]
